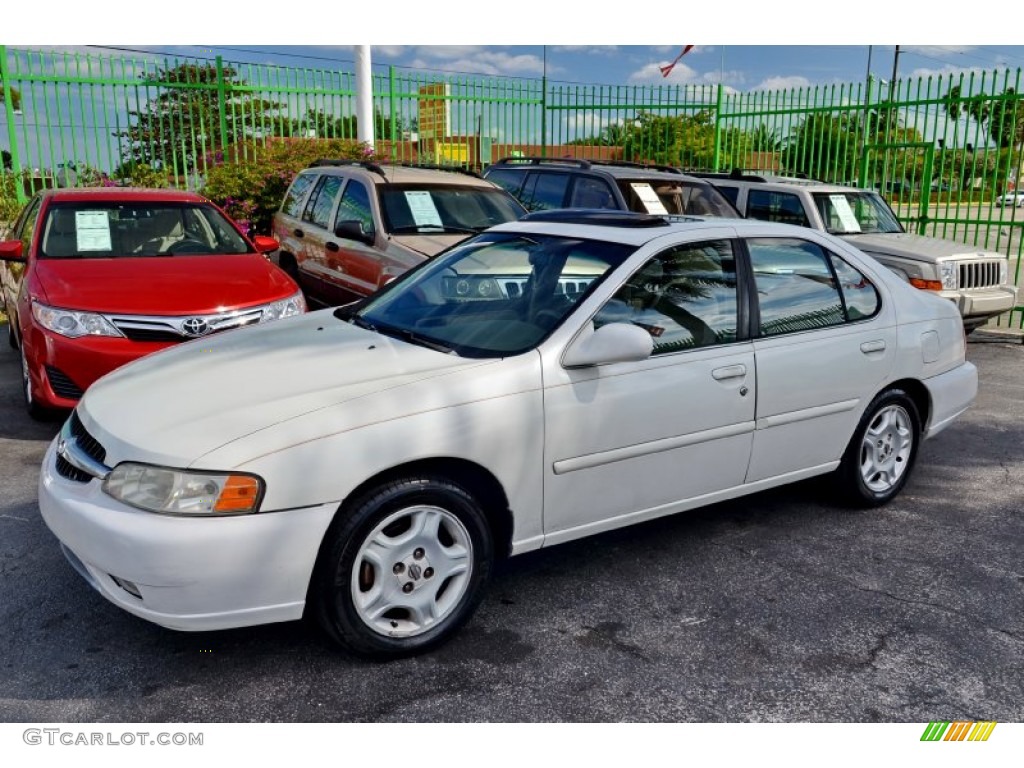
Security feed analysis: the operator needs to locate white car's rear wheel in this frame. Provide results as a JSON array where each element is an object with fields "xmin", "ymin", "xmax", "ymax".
[{"xmin": 835, "ymin": 389, "xmax": 921, "ymax": 507}]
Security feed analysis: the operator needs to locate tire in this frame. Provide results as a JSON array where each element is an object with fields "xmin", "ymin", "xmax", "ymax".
[
  {"xmin": 834, "ymin": 389, "xmax": 921, "ymax": 507},
  {"xmin": 19, "ymin": 339, "xmax": 51, "ymax": 421},
  {"xmin": 311, "ymin": 475, "xmax": 494, "ymax": 658}
]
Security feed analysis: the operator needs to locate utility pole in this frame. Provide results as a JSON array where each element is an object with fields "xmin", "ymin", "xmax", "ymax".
[
  {"xmin": 888, "ymin": 45, "xmax": 901, "ymax": 104},
  {"xmin": 355, "ymin": 46, "xmax": 375, "ymax": 150}
]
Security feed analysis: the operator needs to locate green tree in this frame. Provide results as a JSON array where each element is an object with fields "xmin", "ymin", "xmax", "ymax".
[
  {"xmin": 622, "ymin": 111, "xmax": 717, "ymax": 168},
  {"xmin": 943, "ymin": 85, "xmax": 1024, "ymax": 149},
  {"xmin": 289, "ymin": 107, "xmax": 410, "ymax": 141},
  {"xmin": 115, "ymin": 63, "xmax": 283, "ymax": 172},
  {"xmin": 781, "ymin": 113, "xmax": 860, "ymax": 181}
]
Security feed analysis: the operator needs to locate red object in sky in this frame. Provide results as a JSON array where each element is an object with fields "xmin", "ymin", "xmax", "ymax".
[{"xmin": 660, "ymin": 46, "xmax": 695, "ymax": 78}]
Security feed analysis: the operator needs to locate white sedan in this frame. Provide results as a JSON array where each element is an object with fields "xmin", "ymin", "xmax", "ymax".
[
  {"xmin": 996, "ymin": 191, "xmax": 1024, "ymax": 207},
  {"xmin": 39, "ymin": 211, "xmax": 978, "ymax": 658}
]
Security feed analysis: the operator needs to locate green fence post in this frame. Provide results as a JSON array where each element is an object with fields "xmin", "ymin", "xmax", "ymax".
[
  {"xmin": 540, "ymin": 69, "xmax": 547, "ymax": 159},
  {"xmin": 0, "ymin": 45, "xmax": 26, "ymax": 204},
  {"xmin": 215, "ymin": 56, "xmax": 229, "ymax": 153},
  {"xmin": 388, "ymin": 65, "xmax": 397, "ymax": 162},
  {"xmin": 857, "ymin": 75, "xmax": 874, "ymax": 188},
  {"xmin": 712, "ymin": 82, "xmax": 724, "ymax": 172}
]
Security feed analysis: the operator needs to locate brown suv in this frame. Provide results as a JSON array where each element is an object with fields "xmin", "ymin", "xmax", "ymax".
[{"xmin": 272, "ymin": 161, "xmax": 527, "ymax": 306}]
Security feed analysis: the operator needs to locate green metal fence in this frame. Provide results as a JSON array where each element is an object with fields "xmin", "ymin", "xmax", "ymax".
[{"xmin": 2, "ymin": 45, "xmax": 1022, "ymax": 327}]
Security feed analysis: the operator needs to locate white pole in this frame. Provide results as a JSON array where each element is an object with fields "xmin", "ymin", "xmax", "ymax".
[{"xmin": 355, "ymin": 45, "xmax": 375, "ymax": 150}]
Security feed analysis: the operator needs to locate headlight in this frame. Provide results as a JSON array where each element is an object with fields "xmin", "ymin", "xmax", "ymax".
[
  {"xmin": 32, "ymin": 302, "xmax": 123, "ymax": 338},
  {"xmin": 939, "ymin": 261, "xmax": 958, "ymax": 290},
  {"xmin": 260, "ymin": 291, "xmax": 306, "ymax": 323},
  {"xmin": 102, "ymin": 463, "xmax": 264, "ymax": 515}
]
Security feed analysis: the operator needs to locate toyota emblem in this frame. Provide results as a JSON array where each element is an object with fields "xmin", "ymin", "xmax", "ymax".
[{"xmin": 181, "ymin": 317, "xmax": 210, "ymax": 337}]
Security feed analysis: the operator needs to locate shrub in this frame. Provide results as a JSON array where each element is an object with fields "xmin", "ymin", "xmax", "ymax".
[{"xmin": 203, "ymin": 138, "xmax": 373, "ymax": 235}]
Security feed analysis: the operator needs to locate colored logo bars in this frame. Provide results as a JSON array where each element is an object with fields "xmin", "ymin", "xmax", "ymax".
[{"xmin": 921, "ymin": 721, "xmax": 997, "ymax": 742}]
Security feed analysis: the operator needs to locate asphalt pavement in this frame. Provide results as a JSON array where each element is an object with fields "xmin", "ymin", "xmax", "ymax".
[{"xmin": 0, "ymin": 325, "xmax": 1021, "ymax": 723}]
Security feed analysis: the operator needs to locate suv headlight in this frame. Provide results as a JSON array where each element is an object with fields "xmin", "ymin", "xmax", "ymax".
[
  {"xmin": 102, "ymin": 463, "xmax": 264, "ymax": 515},
  {"xmin": 260, "ymin": 291, "xmax": 306, "ymax": 323},
  {"xmin": 32, "ymin": 302, "xmax": 123, "ymax": 338},
  {"xmin": 939, "ymin": 261, "xmax": 958, "ymax": 290}
]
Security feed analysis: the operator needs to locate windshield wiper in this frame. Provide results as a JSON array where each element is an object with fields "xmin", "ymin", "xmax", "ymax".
[
  {"xmin": 374, "ymin": 323, "xmax": 454, "ymax": 354},
  {"xmin": 346, "ymin": 313, "xmax": 376, "ymax": 331}
]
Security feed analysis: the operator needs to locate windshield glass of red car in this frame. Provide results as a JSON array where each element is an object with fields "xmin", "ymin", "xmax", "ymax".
[{"xmin": 38, "ymin": 203, "xmax": 252, "ymax": 258}]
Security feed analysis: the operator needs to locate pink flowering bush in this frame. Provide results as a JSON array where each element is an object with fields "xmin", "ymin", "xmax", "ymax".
[{"xmin": 203, "ymin": 139, "xmax": 373, "ymax": 235}]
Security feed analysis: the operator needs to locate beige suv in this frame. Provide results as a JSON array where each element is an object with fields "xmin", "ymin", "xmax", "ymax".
[
  {"xmin": 272, "ymin": 161, "xmax": 527, "ymax": 306},
  {"xmin": 694, "ymin": 172, "xmax": 1018, "ymax": 331}
]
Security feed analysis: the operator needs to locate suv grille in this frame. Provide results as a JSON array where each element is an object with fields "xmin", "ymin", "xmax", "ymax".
[{"xmin": 959, "ymin": 260, "xmax": 1003, "ymax": 290}]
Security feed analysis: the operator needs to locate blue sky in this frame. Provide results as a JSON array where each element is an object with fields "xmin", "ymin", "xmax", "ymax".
[
  {"xmin": 12, "ymin": 0, "xmax": 1024, "ymax": 91},
  {"xmin": 23, "ymin": 44, "xmax": 1024, "ymax": 92}
]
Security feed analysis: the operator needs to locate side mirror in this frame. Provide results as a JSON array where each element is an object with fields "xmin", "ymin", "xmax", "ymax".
[
  {"xmin": 251, "ymin": 235, "xmax": 279, "ymax": 254},
  {"xmin": 563, "ymin": 322, "xmax": 654, "ymax": 368},
  {"xmin": 334, "ymin": 220, "xmax": 374, "ymax": 245},
  {"xmin": 0, "ymin": 240, "xmax": 25, "ymax": 262}
]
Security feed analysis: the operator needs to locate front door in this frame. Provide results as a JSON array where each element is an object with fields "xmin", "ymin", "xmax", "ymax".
[{"xmin": 540, "ymin": 236, "xmax": 756, "ymax": 543}]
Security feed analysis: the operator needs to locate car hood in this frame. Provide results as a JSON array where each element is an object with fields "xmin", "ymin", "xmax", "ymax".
[
  {"xmin": 32, "ymin": 254, "xmax": 296, "ymax": 313},
  {"xmin": 78, "ymin": 309, "xmax": 500, "ymax": 468},
  {"xmin": 841, "ymin": 232, "xmax": 1001, "ymax": 262},
  {"xmin": 388, "ymin": 233, "xmax": 470, "ymax": 259}
]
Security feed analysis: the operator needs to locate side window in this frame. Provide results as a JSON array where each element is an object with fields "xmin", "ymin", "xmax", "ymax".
[
  {"xmin": 282, "ymin": 173, "xmax": 317, "ymax": 217},
  {"xmin": 747, "ymin": 238, "xmax": 845, "ymax": 336},
  {"xmin": 308, "ymin": 175, "xmax": 344, "ymax": 230},
  {"xmin": 569, "ymin": 177, "xmax": 615, "ymax": 208},
  {"xmin": 483, "ymin": 168, "xmax": 524, "ymax": 197},
  {"xmin": 520, "ymin": 172, "xmax": 570, "ymax": 212},
  {"xmin": 336, "ymin": 180, "xmax": 375, "ymax": 238},
  {"xmin": 715, "ymin": 185, "xmax": 740, "ymax": 206},
  {"xmin": 830, "ymin": 254, "xmax": 880, "ymax": 320},
  {"xmin": 747, "ymin": 190, "xmax": 810, "ymax": 227},
  {"xmin": 594, "ymin": 239, "xmax": 739, "ymax": 353},
  {"xmin": 17, "ymin": 197, "xmax": 43, "ymax": 250}
]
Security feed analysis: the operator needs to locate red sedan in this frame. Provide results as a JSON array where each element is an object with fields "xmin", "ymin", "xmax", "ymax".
[{"xmin": 0, "ymin": 188, "xmax": 305, "ymax": 419}]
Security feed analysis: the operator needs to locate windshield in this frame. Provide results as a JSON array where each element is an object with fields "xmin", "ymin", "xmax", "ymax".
[
  {"xmin": 349, "ymin": 232, "xmax": 635, "ymax": 358},
  {"xmin": 811, "ymin": 191, "xmax": 905, "ymax": 235},
  {"xmin": 616, "ymin": 179, "xmax": 741, "ymax": 218},
  {"xmin": 379, "ymin": 185, "xmax": 526, "ymax": 235},
  {"xmin": 39, "ymin": 202, "xmax": 251, "ymax": 258}
]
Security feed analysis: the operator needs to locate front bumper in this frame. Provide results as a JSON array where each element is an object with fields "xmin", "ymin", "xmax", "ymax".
[
  {"xmin": 939, "ymin": 285, "xmax": 1018, "ymax": 324},
  {"xmin": 38, "ymin": 437, "xmax": 338, "ymax": 631},
  {"xmin": 27, "ymin": 326, "xmax": 173, "ymax": 408}
]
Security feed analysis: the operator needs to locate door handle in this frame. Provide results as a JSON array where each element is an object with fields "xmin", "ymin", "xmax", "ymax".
[
  {"xmin": 293, "ymin": 229, "xmax": 304, "ymax": 238},
  {"xmin": 712, "ymin": 364, "xmax": 747, "ymax": 381},
  {"xmin": 326, "ymin": 242, "xmax": 340, "ymax": 252},
  {"xmin": 860, "ymin": 340, "xmax": 886, "ymax": 354}
]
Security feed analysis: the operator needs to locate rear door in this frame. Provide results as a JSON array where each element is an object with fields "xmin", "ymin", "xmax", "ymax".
[{"xmin": 742, "ymin": 232, "xmax": 897, "ymax": 483}]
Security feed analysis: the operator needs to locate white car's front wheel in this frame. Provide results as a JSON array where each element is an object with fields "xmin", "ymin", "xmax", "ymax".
[{"xmin": 311, "ymin": 475, "xmax": 494, "ymax": 658}]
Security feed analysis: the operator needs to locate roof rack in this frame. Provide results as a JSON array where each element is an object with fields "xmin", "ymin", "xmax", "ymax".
[
  {"xmin": 590, "ymin": 160, "xmax": 684, "ymax": 174},
  {"xmin": 491, "ymin": 156, "xmax": 592, "ymax": 169},
  {"xmin": 307, "ymin": 159, "xmax": 388, "ymax": 179},
  {"xmin": 520, "ymin": 210, "xmax": 670, "ymax": 228},
  {"xmin": 396, "ymin": 163, "xmax": 481, "ymax": 178},
  {"xmin": 686, "ymin": 168, "xmax": 813, "ymax": 183}
]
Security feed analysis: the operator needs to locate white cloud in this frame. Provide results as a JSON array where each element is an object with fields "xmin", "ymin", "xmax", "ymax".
[{"xmin": 751, "ymin": 76, "xmax": 813, "ymax": 91}]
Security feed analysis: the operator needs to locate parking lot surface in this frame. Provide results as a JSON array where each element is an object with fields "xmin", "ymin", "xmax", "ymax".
[{"xmin": 0, "ymin": 325, "xmax": 1021, "ymax": 723}]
